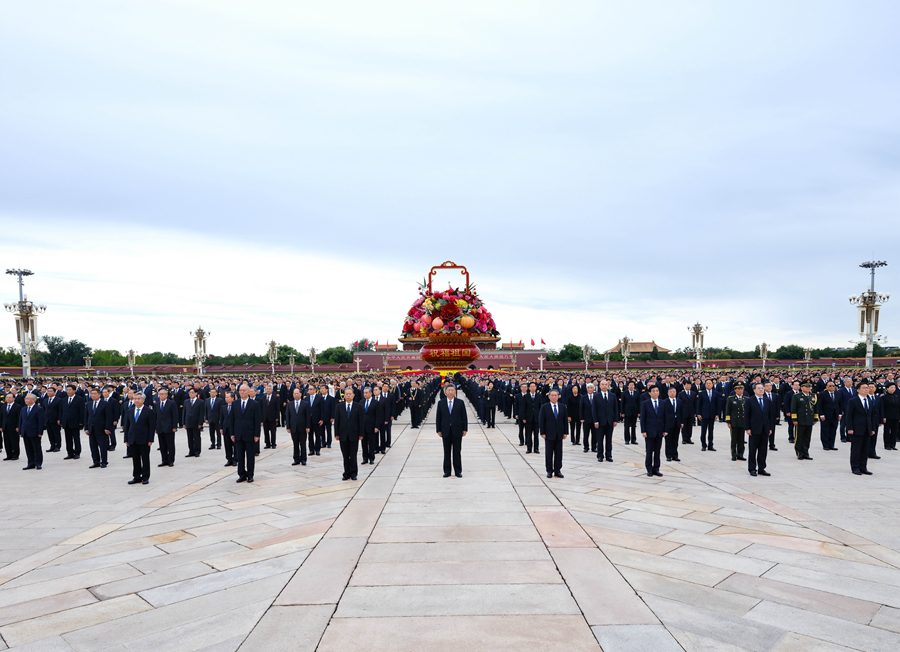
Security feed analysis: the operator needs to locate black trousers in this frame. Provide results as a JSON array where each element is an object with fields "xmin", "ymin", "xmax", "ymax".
[
  {"xmin": 292, "ymin": 430, "xmax": 307, "ymax": 463},
  {"xmin": 108, "ymin": 427, "xmax": 117, "ymax": 449},
  {"xmin": 88, "ymin": 427, "xmax": 108, "ymax": 464},
  {"xmin": 794, "ymin": 424, "xmax": 813, "ymax": 458},
  {"xmin": 158, "ymin": 430, "xmax": 176, "ymax": 464},
  {"xmin": 730, "ymin": 425, "xmax": 745, "ymax": 459},
  {"xmin": 485, "ymin": 407, "xmax": 496, "ymax": 428},
  {"xmin": 209, "ymin": 423, "xmax": 221, "ymax": 446},
  {"xmin": 839, "ymin": 414, "xmax": 849, "ymax": 440},
  {"xmin": 23, "ymin": 437, "xmax": 42, "ymax": 468},
  {"xmin": 681, "ymin": 420, "xmax": 694, "ymax": 443},
  {"xmin": 644, "ymin": 435, "xmax": 663, "ymax": 474},
  {"xmin": 748, "ymin": 432, "xmax": 768, "ymax": 473},
  {"xmin": 308, "ymin": 428, "xmax": 320, "ymax": 456},
  {"xmin": 884, "ymin": 419, "xmax": 899, "ymax": 449},
  {"xmin": 186, "ymin": 427, "xmax": 201, "ymax": 456},
  {"xmin": 64, "ymin": 426, "xmax": 82, "ymax": 457},
  {"xmin": 130, "ymin": 443, "xmax": 151, "ymax": 481},
  {"xmin": 379, "ymin": 422, "xmax": 389, "ymax": 451},
  {"xmin": 597, "ymin": 423, "xmax": 614, "ymax": 460},
  {"xmin": 570, "ymin": 419, "xmax": 581, "ymax": 445},
  {"xmin": 623, "ymin": 415, "xmax": 637, "ymax": 443},
  {"xmin": 665, "ymin": 425, "xmax": 680, "ymax": 459},
  {"xmin": 525, "ymin": 422, "xmax": 540, "ymax": 453},
  {"xmin": 868, "ymin": 425, "xmax": 880, "ymax": 457},
  {"xmin": 583, "ymin": 421, "xmax": 596, "ymax": 451},
  {"xmin": 820, "ymin": 418, "xmax": 838, "ymax": 449},
  {"xmin": 786, "ymin": 417, "xmax": 796, "ymax": 441},
  {"xmin": 339, "ymin": 436, "xmax": 359, "ymax": 479},
  {"xmin": 850, "ymin": 433, "xmax": 871, "ymax": 472},
  {"xmin": 46, "ymin": 423, "xmax": 62, "ymax": 450},
  {"xmin": 518, "ymin": 420, "xmax": 526, "ymax": 445},
  {"xmin": 324, "ymin": 421, "xmax": 333, "ymax": 447},
  {"xmin": 263, "ymin": 420, "xmax": 277, "ymax": 447},
  {"xmin": 235, "ymin": 438, "xmax": 256, "ymax": 479},
  {"xmin": 362, "ymin": 429, "xmax": 374, "ymax": 462},
  {"xmin": 224, "ymin": 431, "xmax": 235, "ymax": 463},
  {"xmin": 3, "ymin": 430, "xmax": 20, "ymax": 458},
  {"xmin": 442, "ymin": 432, "xmax": 463, "ymax": 475},
  {"xmin": 411, "ymin": 407, "xmax": 421, "ymax": 427},
  {"xmin": 545, "ymin": 436, "xmax": 563, "ymax": 474},
  {"xmin": 700, "ymin": 419, "xmax": 715, "ymax": 448}
]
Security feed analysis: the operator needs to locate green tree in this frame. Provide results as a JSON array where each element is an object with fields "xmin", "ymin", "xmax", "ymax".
[
  {"xmin": 92, "ymin": 349, "xmax": 127, "ymax": 366},
  {"xmin": 650, "ymin": 346, "xmax": 659, "ymax": 360},
  {"xmin": 350, "ymin": 338, "xmax": 374, "ymax": 353},
  {"xmin": 0, "ymin": 346, "xmax": 22, "ymax": 367},
  {"xmin": 548, "ymin": 343, "xmax": 584, "ymax": 362},
  {"xmin": 41, "ymin": 335, "xmax": 92, "ymax": 366},
  {"xmin": 318, "ymin": 346, "xmax": 353, "ymax": 365},
  {"xmin": 774, "ymin": 344, "xmax": 804, "ymax": 360},
  {"xmin": 276, "ymin": 344, "xmax": 309, "ymax": 365}
]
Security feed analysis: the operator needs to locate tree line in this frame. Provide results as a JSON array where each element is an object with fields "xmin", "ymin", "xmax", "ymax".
[{"xmin": 546, "ymin": 342, "xmax": 895, "ymax": 363}]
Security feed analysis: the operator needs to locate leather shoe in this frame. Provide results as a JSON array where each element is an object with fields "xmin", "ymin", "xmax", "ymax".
[
  {"xmin": 444, "ymin": 473, "xmax": 451, "ymax": 477},
  {"xmin": 247, "ymin": 477, "xmax": 254, "ymax": 482},
  {"xmin": 869, "ymin": 455, "xmax": 881, "ymax": 459},
  {"xmin": 128, "ymin": 479, "xmax": 140, "ymax": 484},
  {"xmin": 769, "ymin": 446, "xmax": 778, "ymax": 451},
  {"xmin": 168, "ymin": 463, "xmax": 174, "ymax": 467},
  {"xmin": 236, "ymin": 478, "xmax": 246, "ymax": 483},
  {"xmin": 737, "ymin": 457, "xmax": 746, "ymax": 461},
  {"xmin": 22, "ymin": 465, "xmax": 35, "ymax": 470},
  {"xmin": 158, "ymin": 463, "xmax": 167, "ymax": 467},
  {"xmin": 100, "ymin": 463, "xmax": 108, "ymax": 468},
  {"xmin": 64, "ymin": 455, "xmax": 74, "ymax": 459},
  {"xmin": 804, "ymin": 456, "xmax": 813, "ymax": 460},
  {"xmin": 749, "ymin": 470, "xmax": 758, "ymax": 476},
  {"xmin": 351, "ymin": 475, "xmax": 358, "ymax": 480},
  {"xmin": 852, "ymin": 470, "xmax": 862, "ymax": 475},
  {"xmin": 547, "ymin": 473, "xmax": 553, "ymax": 478},
  {"xmin": 35, "ymin": 465, "xmax": 41, "ymax": 470},
  {"xmin": 672, "ymin": 457, "xmax": 681, "ymax": 462},
  {"xmin": 666, "ymin": 457, "xmax": 672, "ymax": 462},
  {"xmin": 759, "ymin": 470, "xmax": 771, "ymax": 476},
  {"xmin": 142, "ymin": 480, "xmax": 149, "ymax": 484},
  {"xmin": 456, "ymin": 473, "xmax": 462, "ymax": 478},
  {"xmin": 292, "ymin": 461, "xmax": 300, "ymax": 466},
  {"xmin": 654, "ymin": 472, "xmax": 663, "ymax": 477},
  {"xmin": 862, "ymin": 470, "xmax": 873, "ymax": 475},
  {"xmin": 89, "ymin": 464, "xmax": 100, "ymax": 468},
  {"xmin": 708, "ymin": 446, "xmax": 716, "ymax": 451},
  {"xmin": 555, "ymin": 473, "xmax": 564, "ymax": 478},
  {"xmin": 606, "ymin": 457, "xmax": 613, "ymax": 462},
  {"xmin": 646, "ymin": 472, "xmax": 653, "ymax": 477}
]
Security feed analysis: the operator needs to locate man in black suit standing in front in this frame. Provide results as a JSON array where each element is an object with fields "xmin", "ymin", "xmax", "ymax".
[
  {"xmin": 436, "ymin": 384, "xmax": 467, "ymax": 478},
  {"xmin": 662, "ymin": 386, "xmax": 685, "ymax": 462},
  {"xmin": 230, "ymin": 384, "xmax": 262, "ymax": 483},
  {"xmin": 524, "ymin": 382, "xmax": 541, "ymax": 455},
  {"xmin": 697, "ymin": 379, "xmax": 719, "ymax": 452},
  {"xmin": 183, "ymin": 388, "xmax": 205, "ymax": 458},
  {"xmin": 84, "ymin": 388, "xmax": 113, "ymax": 468},
  {"xmin": 745, "ymin": 382, "xmax": 773, "ymax": 476},
  {"xmin": 678, "ymin": 381, "xmax": 696, "ymax": 445},
  {"xmin": 361, "ymin": 387, "xmax": 379, "ymax": 465},
  {"xmin": 2, "ymin": 393, "xmax": 22, "ymax": 461},
  {"xmin": 845, "ymin": 382, "xmax": 877, "ymax": 476},
  {"xmin": 818, "ymin": 380, "xmax": 842, "ymax": 451},
  {"xmin": 261, "ymin": 384, "xmax": 280, "ymax": 449},
  {"xmin": 60, "ymin": 384, "xmax": 84, "ymax": 460},
  {"xmin": 42, "ymin": 386, "xmax": 63, "ymax": 453},
  {"xmin": 333, "ymin": 387, "xmax": 363, "ymax": 481},
  {"xmin": 639, "ymin": 385, "xmax": 666, "ymax": 477},
  {"xmin": 125, "ymin": 392, "xmax": 156, "ymax": 484},
  {"xmin": 592, "ymin": 379, "xmax": 618, "ymax": 463},
  {"xmin": 18, "ymin": 393, "xmax": 45, "ymax": 470},
  {"xmin": 286, "ymin": 387, "xmax": 310, "ymax": 466},
  {"xmin": 155, "ymin": 389, "xmax": 179, "ymax": 467},
  {"xmin": 620, "ymin": 381, "xmax": 640, "ymax": 445},
  {"xmin": 539, "ymin": 388, "xmax": 568, "ymax": 478},
  {"xmin": 206, "ymin": 388, "xmax": 224, "ymax": 450}
]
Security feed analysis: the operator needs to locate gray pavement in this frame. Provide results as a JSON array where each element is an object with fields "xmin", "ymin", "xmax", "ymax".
[{"xmin": 0, "ymin": 399, "xmax": 899, "ymax": 651}]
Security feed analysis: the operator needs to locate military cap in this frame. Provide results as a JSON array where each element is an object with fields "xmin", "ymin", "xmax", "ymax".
[
  {"xmin": 733, "ymin": 382, "xmax": 744, "ymax": 389},
  {"xmin": 800, "ymin": 379, "xmax": 812, "ymax": 387}
]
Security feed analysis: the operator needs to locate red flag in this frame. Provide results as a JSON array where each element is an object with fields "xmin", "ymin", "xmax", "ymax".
[
  {"xmin": 530, "ymin": 339, "xmax": 535, "ymax": 346},
  {"xmin": 353, "ymin": 340, "xmax": 358, "ymax": 347},
  {"xmin": 375, "ymin": 340, "xmax": 379, "ymax": 346},
  {"xmin": 541, "ymin": 338, "xmax": 546, "ymax": 345},
  {"xmin": 519, "ymin": 339, "xmax": 523, "ymax": 345}
]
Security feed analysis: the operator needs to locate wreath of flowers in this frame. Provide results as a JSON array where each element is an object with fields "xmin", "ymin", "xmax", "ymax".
[{"xmin": 401, "ymin": 282, "xmax": 499, "ymax": 337}]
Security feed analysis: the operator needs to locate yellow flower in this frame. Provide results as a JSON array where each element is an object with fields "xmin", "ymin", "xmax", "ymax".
[{"xmin": 455, "ymin": 299, "xmax": 468, "ymax": 309}]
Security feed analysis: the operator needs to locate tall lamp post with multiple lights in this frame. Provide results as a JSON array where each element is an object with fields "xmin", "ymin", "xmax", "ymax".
[
  {"xmin": 4, "ymin": 269, "xmax": 46, "ymax": 379},
  {"xmin": 191, "ymin": 327, "xmax": 210, "ymax": 375},
  {"xmin": 849, "ymin": 260, "xmax": 889, "ymax": 371},
  {"xmin": 266, "ymin": 340, "xmax": 278, "ymax": 375},
  {"xmin": 760, "ymin": 342, "xmax": 769, "ymax": 374},
  {"xmin": 803, "ymin": 347, "xmax": 812, "ymax": 369},
  {"xmin": 309, "ymin": 347, "xmax": 317, "ymax": 375},
  {"xmin": 288, "ymin": 354, "xmax": 295, "ymax": 375},
  {"xmin": 127, "ymin": 349, "xmax": 136, "ymax": 377},
  {"xmin": 688, "ymin": 322, "xmax": 707, "ymax": 371},
  {"xmin": 619, "ymin": 336, "xmax": 632, "ymax": 372}
]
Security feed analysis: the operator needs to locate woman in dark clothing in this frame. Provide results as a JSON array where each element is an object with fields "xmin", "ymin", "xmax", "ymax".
[
  {"xmin": 567, "ymin": 385, "xmax": 581, "ymax": 446},
  {"xmin": 881, "ymin": 383, "xmax": 900, "ymax": 450}
]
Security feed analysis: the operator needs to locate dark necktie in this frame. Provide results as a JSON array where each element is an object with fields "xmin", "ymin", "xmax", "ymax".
[
  {"xmin": 758, "ymin": 397, "xmax": 763, "ymax": 409},
  {"xmin": 864, "ymin": 398, "xmax": 869, "ymax": 412},
  {"xmin": 347, "ymin": 404, "xmax": 351, "ymax": 418},
  {"xmin": 553, "ymin": 403, "xmax": 558, "ymax": 418}
]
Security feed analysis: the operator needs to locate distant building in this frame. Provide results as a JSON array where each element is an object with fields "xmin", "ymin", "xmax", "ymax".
[{"xmin": 604, "ymin": 340, "xmax": 671, "ymax": 355}]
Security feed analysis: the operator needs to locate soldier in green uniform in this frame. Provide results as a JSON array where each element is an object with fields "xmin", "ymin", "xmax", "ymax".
[
  {"xmin": 791, "ymin": 379, "xmax": 818, "ymax": 460},
  {"xmin": 725, "ymin": 382, "xmax": 748, "ymax": 461}
]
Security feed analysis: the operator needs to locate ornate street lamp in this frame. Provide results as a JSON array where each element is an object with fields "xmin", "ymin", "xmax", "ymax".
[
  {"xmin": 510, "ymin": 350, "xmax": 518, "ymax": 371},
  {"xmin": 688, "ymin": 322, "xmax": 707, "ymax": 371},
  {"xmin": 127, "ymin": 349, "xmax": 136, "ymax": 377},
  {"xmin": 619, "ymin": 336, "xmax": 632, "ymax": 372},
  {"xmin": 191, "ymin": 327, "xmax": 210, "ymax": 375},
  {"xmin": 4, "ymin": 269, "xmax": 46, "ymax": 379},
  {"xmin": 583, "ymin": 344, "xmax": 591, "ymax": 372},
  {"xmin": 266, "ymin": 340, "xmax": 278, "ymax": 375},
  {"xmin": 83, "ymin": 356, "xmax": 93, "ymax": 374},
  {"xmin": 604, "ymin": 352, "xmax": 610, "ymax": 373},
  {"xmin": 354, "ymin": 357, "xmax": 362, "ymax": 374},
  {"xmin": 760, "ymin": 342, "xmax": 768, "ymax": 373},
  {"xmin": 288, "ymin": 353, "xmax": 295, "ymax": 375},
  {"xmin": 537, "ymin": 354, "xmax": 545, "ymax": 372},
  {"xmin": 849, "ymin": 260, "xmax": 889, "ymax": 370},
  {"xmin": 309, "ymin": 347, "xmax": 317, "ymax": 374},
  {"xmin": 803, "ymin": 347, "xmax": 812, "ymax": 369},
  {"xmin": 382, "ymin": 352, "xmax": 389, "ymax": 373}
]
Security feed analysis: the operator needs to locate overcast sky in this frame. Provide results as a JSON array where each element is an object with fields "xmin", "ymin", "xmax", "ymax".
[{"xmin": 1, "ymin": 1, "xmax": 898, "ymax": 358}]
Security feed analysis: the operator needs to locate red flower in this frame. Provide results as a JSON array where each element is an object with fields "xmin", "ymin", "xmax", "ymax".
[
  {"xmin": 440, "ymin": 303, "xmax": 460, "ymax": 320},
  {"xmin": 402, "ymin": 321, "xmax": 413, "ymax": 333}
]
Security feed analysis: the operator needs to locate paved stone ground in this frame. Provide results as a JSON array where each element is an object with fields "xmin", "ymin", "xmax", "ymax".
[{"xmin": 1, "ymin": 401, "xmax": 899, "ymax": 651}]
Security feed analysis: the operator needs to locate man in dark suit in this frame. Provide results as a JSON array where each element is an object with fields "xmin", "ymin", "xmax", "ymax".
[
  {"xmin": 661, "ymin": 386, "xmax": 685, "ymax": 462},
  {"xmin": 361, "ymin": 387, "xmax": 379, "ymax": 465},
  {"xmin": 745, "ymin": 383, "xmax": 773, "ymax": 476},
  {"xmin": 818, "ymin": 380, "xmax": 842, "ymax": 451},
  {"xmin": 42, "ymin": 386, "xmax": 63, "ymax": 453},
  {"xmin": 435, "ymin": 384, "xmax": 467, "ymax": 478},
  {"xmin": 221, "ymin": 391, "xmax": 236, "ymax": 466},
  {"xmin": 524, "ymin": 382, "xmax": 542, "ymax": 454},
  {"xmin": 125, "ymin": 392, "xmax": 156, "ymax": 484},
  {"xmin": 60, "ymin": 384, "xmax": 84, "ymax": 459},
  {"xmin": 261, "ymin": 384, "xmax": 280, "ymax": 449},
  {"xmin": 514, "ymin": 384, "xmax": 528, "ymax": 447},
  {"xmin": 380, "ymin": 383, "xmax": 395, "ymax": 451},
  {"xmin": 845, "ymin": 383, "xmax": 877, "ymax": 475},
  {"xmin": 1, "ymin": 393, "xmax": 22, "ymax": 460},
  {"xmin": 319, "ymin": 385, "xmax": 335, "ymax": 449},
  {"xmin": 18, "ymin": 393, "xmax": 45, "ymax": 470},
  {"xmin": 697, "ymin": 380, "xmax": 719, "ymax": 452},
  {"xmin": 206, "ymin": 389, "xmax": 224, "ymax": 450},
  {"xmin": 763, "ymin": 381, "xmax": 779, "ymax": 450},
  {"xmin": 306, "ymin": 386, "xmax": 322, "ymax": 456},
  {"xmin": 592, "ymin": 379, "xmax": 618, "ymax": 462},
  {"xmin": 286, "ymin": 387, "xmax": 310, "ymax": 466},
  {"xmin": 838, "ymin": 377, "xmax": 857, "ymax": 442},
  {"xmin": 539, "ymin": 389, "xmax": 568, "ymax": 478},
  {"xmin": 782, "ymin": 380, "xmax": 800, "ymax": 443},
  {"xmin": 155, "ymin": 389, "xmax": 179, "ymax": 467},
  {"xmin": 334, "ymin": 388, "xmax": 363, "ymax": 481},
  {"xmin": 230, "ymin": 384, "xmax": 262, "ymax": 482},
  {"xmin": 101, "ymin": 386, "xmax": 120, "ymax": 452},
  {"xmin": 678, "ymin": 381, "xmax": 696, "ymax": 445},
  {"xmin": 580, "ymin": 383, "xmax": 597, "ymax": 453},
  {"xmin": 639, "ymin": 386, "xmax": 666, "ymax": 477},
  {"xmin": 84, "ymin": 388, "xmax": 113, "ymax": 468},
  {"xmin": 620, "ymin": 381, "xmax": 640, "ymax": 445},
  {"xmin": 182, "ymin": 388, "xmax": 205, "ymax": 457}
]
